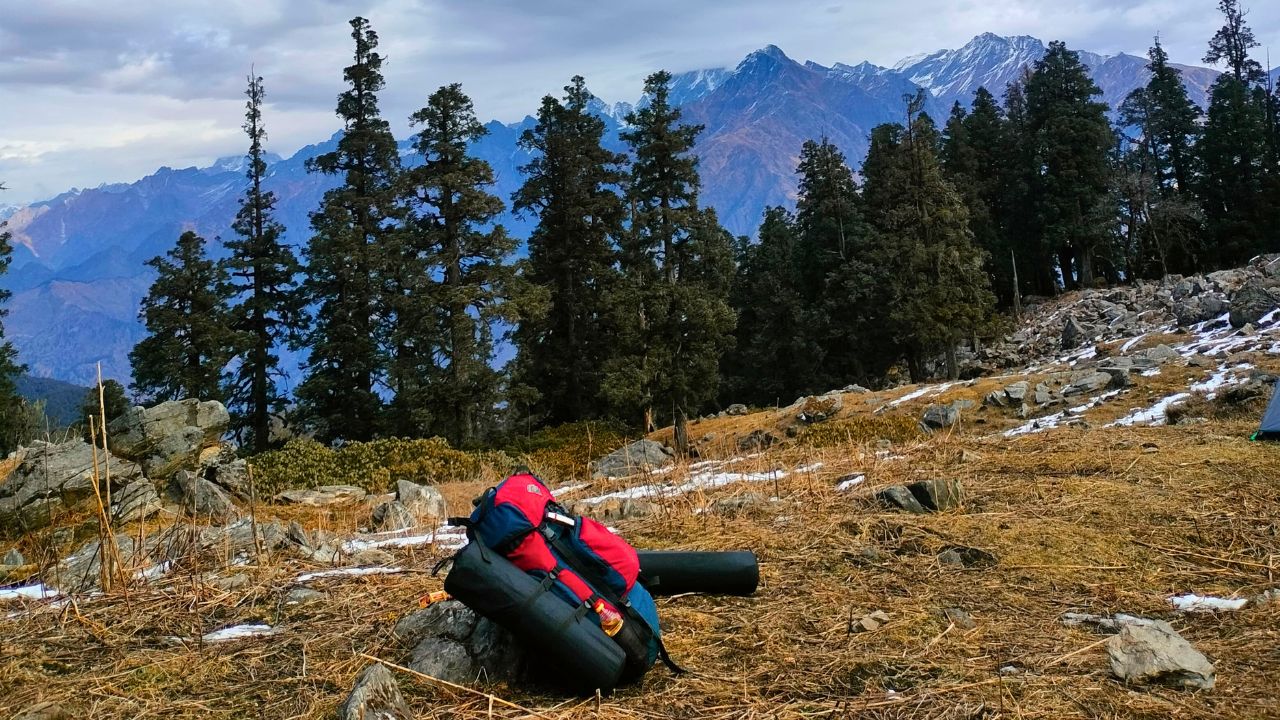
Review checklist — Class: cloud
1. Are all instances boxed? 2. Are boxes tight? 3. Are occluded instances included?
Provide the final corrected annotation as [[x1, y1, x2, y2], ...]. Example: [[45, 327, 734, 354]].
[[0, 0, 1277, 203]]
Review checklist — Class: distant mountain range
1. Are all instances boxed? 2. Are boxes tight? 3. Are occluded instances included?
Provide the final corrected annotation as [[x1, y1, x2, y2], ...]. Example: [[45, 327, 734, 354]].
[[0, 34, 1238, 388]]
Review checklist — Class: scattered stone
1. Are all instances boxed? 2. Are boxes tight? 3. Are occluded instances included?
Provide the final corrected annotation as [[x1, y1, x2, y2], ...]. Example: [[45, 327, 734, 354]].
[[1062, 371, 1112, 396], [12, 702, 70, 720], [851, 610, 890, 633], [797, 394, 842, 423], [372, 500, 417, 532], [710, 494, 763, 514], [338, 664, 413, 720], [1034, 383, 1053, 405], [173, 470, 238, 522], [112, 479, 163, 524], [1062, 316, 1089, 349], [0, 439, 144, 531], [108, 399, 229, 478], [396, 480, 447, 521], [922, 404, 959, 430], [877, 486, 927, 514], [938, 546, 997, 568], [943, 608, 977, 630], [1142, 344, 1181, 364], [569, 497, 656, 522], [350, 549, 396, 566], [275, 485, 367, 506], [3, 547, 26, 566], [905, 478, 964, 512], [1004, 381, 1029, 402], [208, 573, 250, 591], [737, 429, 779, 452], [285, 587, 328, 606], [1229, 278, 1280, 328], [1107, 620, 1215, 691], [592, 439, 675, 478], [726, 403, 748, 416]]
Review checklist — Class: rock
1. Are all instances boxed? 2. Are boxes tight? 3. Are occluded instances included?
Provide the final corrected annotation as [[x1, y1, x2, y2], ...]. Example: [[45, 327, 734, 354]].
[[275, 485, 367, 506], [208, 573, 250, 591], [108, 399, 229, 479], [1096, 366, 1133, 388], [1004, 381, 1029, 402], [2, 547, 24, 567], [842, 384, 871, 394], [285, 587, 328, 606], [944, 608, 977, 630], [395, 600, 479, 647], [467, 618, 523, 679], [1187, 354, 1213, 368], [350, 549, 395, 566], [592, 439, 675, 479], [570, 497, 655, 522], [0, 439, 144, 531], [13, 702, 70, 720], [938, 546, 998, 568], [851, 610, 890, 633], [395, 480, 447, 521], [938, 549, 965, 567], [1229, 278, 1280, 328], [710, 494, 763, 514], [112, 479, 163, 524], [737, 429, 778, 452], [922, 404, 959, 430], [1062, 316, 1089, 349], [409, 636, 477, 681], [905, 479, 963, 512], [53, 533, 139, 592], [1173, 294, 1229, 326], [877, 486, 927, 514], [174, 470, 238, 522], [1062, 371, 1112, 396], [372, 500, 417, 532], [797, 394, 842, 423], [1142, 344, 1181, 364], [1107, 620, 1215, 690], [1034, 383, 1053, 405], [726, 403, 748, 416], [982, 390, 1008, 408], [201, 449, 251, 499], [338, 664, 413, 720]]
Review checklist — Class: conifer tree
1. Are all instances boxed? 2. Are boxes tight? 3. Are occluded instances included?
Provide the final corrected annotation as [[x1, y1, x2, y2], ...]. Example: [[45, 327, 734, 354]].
[[1025, 42, 1114, 288], [130, 231, 235, 403], [511, 76, 626, 426], [1204, 0, 1264, 84], [999, 78, 1051, 296], [296, 17, 400, 443], [942, 97, 1014, 304], [225, 73, 304, 453], [395, 83, 516, 447], [0, 190, 28, 454], [608, 71, 735, 454]]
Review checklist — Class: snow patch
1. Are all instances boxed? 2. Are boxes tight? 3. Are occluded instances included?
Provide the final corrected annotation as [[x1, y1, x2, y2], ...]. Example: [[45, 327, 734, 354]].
[[202, 624, 277, 642], [1169, 593, 1248, 612], [295, 567, 404, 583], [836, 474, 866, 491], [0, 584, 61, 602]]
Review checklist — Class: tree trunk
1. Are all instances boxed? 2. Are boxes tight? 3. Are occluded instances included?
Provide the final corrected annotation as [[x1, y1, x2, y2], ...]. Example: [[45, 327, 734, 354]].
[[673, 407, 689, 458], [945, 344, 958, 381]]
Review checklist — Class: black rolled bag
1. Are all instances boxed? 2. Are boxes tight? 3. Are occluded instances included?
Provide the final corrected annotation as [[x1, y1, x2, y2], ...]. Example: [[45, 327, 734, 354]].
[[444, 539, 626, 694], [636, 551, 759, 597]]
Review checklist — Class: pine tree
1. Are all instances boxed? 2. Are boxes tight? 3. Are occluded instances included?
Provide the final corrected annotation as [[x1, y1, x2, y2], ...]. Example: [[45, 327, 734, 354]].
[[295, 17, 400, 444], [511, 76, 626, 426], [79, 379, 130, 442], [1025, 42, 1114, 288], [130, 231, 235, 403], [0, 191, 28, 455], [1203, 0, 1264, 84], [999, 78, 1051, 296], [943, 95, 1014, 305], [863, 93, 995, 381], [608, 71, 735, 454], [395, 83, 516, 447], [225, 73, 304, 453]]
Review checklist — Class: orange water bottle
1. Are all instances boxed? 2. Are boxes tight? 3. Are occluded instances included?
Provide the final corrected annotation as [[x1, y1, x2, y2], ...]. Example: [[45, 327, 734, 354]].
[[593, 599, 624, 636], [418, 590, 451, 608]]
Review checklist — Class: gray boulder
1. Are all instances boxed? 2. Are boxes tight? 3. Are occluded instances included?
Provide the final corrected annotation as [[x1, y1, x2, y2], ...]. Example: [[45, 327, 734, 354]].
[[726, 403, 749, 416], [0, 439, 143, 531], [338, 664, 413, 720], [1004, 381, 1029, 403], [906, 479, 963, 511], [108, 399, 229, 478], [1174, 294, 1229, 326], [112, 479, 163, 524], [3, 547, 24, 566], [737, 429, 778, 452], [201, 448, 251, 499], [398, 600, 523, 684], [1142, 344, 1181, 364], [877, 486, 927, 514], [173, 470, 238, 522], [395, 600, 479, 646], [372, 500, 417, 532], [396, 480, 447, 521], [922, 404, 959, 430], [1107, 620, 1215, 690], [1062, 316, 1090, 349], [1229, 278, 1280, 328], [275, 485, 367, 506], [592, 439, 674, 479], [1034, 383, 1053, 405], [1063, 371, 1112, 396]]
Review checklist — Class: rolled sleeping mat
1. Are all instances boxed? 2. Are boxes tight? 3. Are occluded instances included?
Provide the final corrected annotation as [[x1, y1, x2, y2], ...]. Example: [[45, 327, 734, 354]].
[[444, 540, 626, 694], [636, 550, 759, 596]]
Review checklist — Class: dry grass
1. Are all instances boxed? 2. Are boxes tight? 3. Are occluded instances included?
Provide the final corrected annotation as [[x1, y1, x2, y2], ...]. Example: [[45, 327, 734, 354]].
[[3, 411, 1279, 719]]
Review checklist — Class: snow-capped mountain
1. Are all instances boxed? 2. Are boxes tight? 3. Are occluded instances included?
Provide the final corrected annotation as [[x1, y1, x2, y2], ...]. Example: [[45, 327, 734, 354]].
[[1, 34, 1227, 387]]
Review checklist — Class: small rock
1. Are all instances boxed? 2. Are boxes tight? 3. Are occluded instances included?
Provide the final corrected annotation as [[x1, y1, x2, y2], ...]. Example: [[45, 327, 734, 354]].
[[922, 404, 959, 430], [943, 608, 976, 630], [394, 600, 479, 647], [905, 479, 963, 512], [208, 573, 250, 591], [1142, 344, 1181, 364], [570, 497, 656, 522], [173, 470, 238, 522], [797, 394, 842, 423], [1063, 371, 1112, 396], [877, 486, 927, 514], [737, 429, 778, 452], [726, 403, 748, 416], [851, 610, 890, 633], [1187, 354, 1212, 367], [1004, 381, 1029, 402], [409, 636, 477, 682], [1034, 383, 1052, 405], [338, 664, 413, 720], [938, 546, 997, 568], [982, 390, 1008, 408], [112, 479, 163, 524], [3, 548, 25, 566], [710, 494, 763, 514], [1107, 620, 1215, 690], [350, 549, 395, 566], [275, 485, 367, 506], [592, 439, 675, 479], [396, 480, 447, 521], [1062, 316, 1089, 349], [372, 500, 417, 532], [285, 587, 328, 606], [1229, 278, 1280, 328]]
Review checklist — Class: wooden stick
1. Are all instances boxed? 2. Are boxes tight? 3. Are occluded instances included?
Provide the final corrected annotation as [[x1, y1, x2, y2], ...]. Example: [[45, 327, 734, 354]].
[[1042, 635, 1112, 668], [247, 463, 263, 564], [358, 653, 555, 719], [87, 416, 115, 592], [96, 363, 113, 512]]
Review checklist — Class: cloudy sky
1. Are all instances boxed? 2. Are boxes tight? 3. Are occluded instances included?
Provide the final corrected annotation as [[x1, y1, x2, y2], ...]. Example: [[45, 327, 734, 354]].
[[1, 0, 1277, 204]]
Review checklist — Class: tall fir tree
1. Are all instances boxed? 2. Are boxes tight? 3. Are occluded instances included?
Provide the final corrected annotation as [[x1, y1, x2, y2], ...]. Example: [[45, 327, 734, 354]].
[[608, 70, 735, 454], [1203, 0, 1264, 84], [863, 93, 995, 381], [1025, 41, 1114, 288], [295, 17, 400, 444], [943, 94, 1014, 305], [0, 186, 29, 455], [999, 77, 1052, 297], [225, 73, 304, 453], [511, 76, 626, 427], [130, 231, 235, 403], [395, 83, 516, 447]]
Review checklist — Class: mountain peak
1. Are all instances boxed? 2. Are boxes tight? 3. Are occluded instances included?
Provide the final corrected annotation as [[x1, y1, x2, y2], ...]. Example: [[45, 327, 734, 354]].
[[737, 44, 793, 71]]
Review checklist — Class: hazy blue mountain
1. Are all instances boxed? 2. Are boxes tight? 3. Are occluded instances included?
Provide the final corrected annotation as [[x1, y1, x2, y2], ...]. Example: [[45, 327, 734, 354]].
[[0, 34, 1228, 387]]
